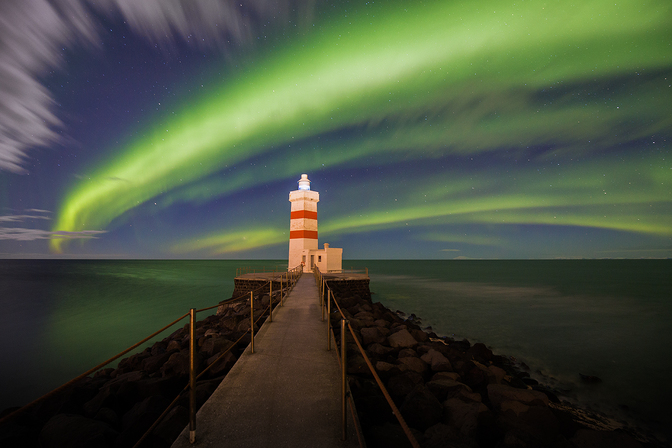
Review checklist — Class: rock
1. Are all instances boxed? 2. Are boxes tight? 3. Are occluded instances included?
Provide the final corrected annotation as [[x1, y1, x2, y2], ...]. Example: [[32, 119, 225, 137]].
[[160, 350, 204, 379], [93, 407, 119, 428], [410, 329, 429, 342], [400, 385, 443, 431], [500, 400, 529, 417], [140, 350, 174, 374], [467, 342, 493, 363], [153, 405, 190, 445], [497, 404, 560, 447], [361, 327, 386, 345], [206, 351, 237, 377], [443, 397, 488, 437], [487, 365, 507, 384], [375, 361, 397, 373], [366, 422, 419, 448], [420, 349, 453, 372], [347, 355, 371, 376], [39, 414, 118, 448], [431, 371, 461, 382], [387, 372, 424, 398], [398, 348, 418, 358], [571, 429, 643, 448], [423, 423, 461, 448], [487, 384, 550, 407], [200, 336, 234, 358], [398, 357, 428, 374], [426, 379, 472, 402], [166, 340, 182, 352], [388, 329, 418, 349], [368, 343, 395, 357], [116, 396, 170, 448]]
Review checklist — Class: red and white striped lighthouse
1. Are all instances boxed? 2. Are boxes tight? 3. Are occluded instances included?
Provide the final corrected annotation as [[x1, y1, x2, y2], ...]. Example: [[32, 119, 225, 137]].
[[288, 174, 319, 271]]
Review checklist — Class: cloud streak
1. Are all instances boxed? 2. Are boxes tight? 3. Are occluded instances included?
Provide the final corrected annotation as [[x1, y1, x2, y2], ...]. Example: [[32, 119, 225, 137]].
[[0, 209, 106, 241], [0, 0, 308, 173]]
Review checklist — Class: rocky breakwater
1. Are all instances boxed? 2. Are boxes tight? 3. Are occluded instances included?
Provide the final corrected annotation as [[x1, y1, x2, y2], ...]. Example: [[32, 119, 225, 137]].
[[328, 284, 650, 448], [0, 289, 283, 448]]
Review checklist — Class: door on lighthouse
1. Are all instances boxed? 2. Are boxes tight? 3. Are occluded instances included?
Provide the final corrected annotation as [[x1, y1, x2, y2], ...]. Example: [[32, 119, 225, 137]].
[[310, 255, 315, 269]]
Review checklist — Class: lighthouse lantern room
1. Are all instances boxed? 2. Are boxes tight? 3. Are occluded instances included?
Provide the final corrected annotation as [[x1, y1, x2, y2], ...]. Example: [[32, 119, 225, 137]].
[[288, 174, 343, 273]]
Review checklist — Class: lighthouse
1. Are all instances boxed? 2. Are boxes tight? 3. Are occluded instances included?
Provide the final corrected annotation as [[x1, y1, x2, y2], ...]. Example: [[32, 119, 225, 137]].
[[288, 174, 342, 272]]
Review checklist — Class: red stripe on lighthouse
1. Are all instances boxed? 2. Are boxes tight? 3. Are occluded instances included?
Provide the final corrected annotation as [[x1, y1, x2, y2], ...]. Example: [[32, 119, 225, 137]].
[[290, 230, 318, 239], [290, 210, 318, 220]]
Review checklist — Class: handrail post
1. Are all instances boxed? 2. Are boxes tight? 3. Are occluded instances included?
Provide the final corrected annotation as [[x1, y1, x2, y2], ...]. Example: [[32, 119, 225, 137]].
[[327, 290, 332, 351], [250, 291, 255, 354], [269, 281, 273, 322], [321, 278, 325, 322], [341, 318, 348, 441], [280, 274, 284, 306], [189, 308, 196, 444]]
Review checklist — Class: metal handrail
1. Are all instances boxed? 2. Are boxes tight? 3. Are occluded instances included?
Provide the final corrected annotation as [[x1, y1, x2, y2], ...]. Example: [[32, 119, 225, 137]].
[[313, 266, 420, 448], [0, 265, 304, 448]]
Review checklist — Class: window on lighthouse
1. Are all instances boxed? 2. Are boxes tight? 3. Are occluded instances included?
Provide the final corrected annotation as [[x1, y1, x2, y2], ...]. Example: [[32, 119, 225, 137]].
[[298, 174, 311, 190]]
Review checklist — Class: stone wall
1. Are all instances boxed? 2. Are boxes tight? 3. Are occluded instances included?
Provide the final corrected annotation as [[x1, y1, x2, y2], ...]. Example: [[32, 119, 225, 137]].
[[325, 279, 371, 301]]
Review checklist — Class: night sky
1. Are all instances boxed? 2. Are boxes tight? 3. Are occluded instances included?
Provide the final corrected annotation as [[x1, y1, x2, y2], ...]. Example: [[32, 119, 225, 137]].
[[1, 0, 670, 259]]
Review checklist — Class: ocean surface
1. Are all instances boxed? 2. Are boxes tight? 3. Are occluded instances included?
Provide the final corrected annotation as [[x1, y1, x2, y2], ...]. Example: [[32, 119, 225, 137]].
[[1, 259, 670, 442]]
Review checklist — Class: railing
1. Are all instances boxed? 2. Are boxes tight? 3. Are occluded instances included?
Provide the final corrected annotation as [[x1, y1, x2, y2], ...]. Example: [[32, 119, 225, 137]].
[[0, 265, 304, 447], [313, 266, 421, 448], [236, 264, 290, 276]]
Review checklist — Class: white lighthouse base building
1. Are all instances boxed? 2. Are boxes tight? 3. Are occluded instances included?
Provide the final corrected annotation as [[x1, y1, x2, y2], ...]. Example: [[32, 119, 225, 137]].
[[298, 243, 343, 273]]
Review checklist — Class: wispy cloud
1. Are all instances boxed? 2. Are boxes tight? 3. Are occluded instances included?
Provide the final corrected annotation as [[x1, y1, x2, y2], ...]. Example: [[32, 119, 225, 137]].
[[0, 0, 309, 173], [0, 209, 105, 241], [0, 227, 106, 241]]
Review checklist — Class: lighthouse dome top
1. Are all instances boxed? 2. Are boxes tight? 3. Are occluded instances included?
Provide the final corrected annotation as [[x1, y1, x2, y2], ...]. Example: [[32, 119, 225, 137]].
[[298, 174, 311, 191]]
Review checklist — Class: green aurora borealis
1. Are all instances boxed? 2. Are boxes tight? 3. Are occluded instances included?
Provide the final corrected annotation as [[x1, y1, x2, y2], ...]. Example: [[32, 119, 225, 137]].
[[2, 0, 670, 258]]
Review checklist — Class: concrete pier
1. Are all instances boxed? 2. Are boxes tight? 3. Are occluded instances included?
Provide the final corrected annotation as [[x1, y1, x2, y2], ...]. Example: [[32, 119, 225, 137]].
[[171, 274, 361, 448]]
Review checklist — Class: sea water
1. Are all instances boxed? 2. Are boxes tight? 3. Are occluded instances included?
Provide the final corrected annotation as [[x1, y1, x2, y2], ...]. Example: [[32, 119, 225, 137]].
[[362, 259, 672, 442], [1, 259, 670, 442]]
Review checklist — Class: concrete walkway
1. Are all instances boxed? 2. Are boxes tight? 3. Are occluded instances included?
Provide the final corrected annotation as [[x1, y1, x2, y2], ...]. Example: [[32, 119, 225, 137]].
[[172, 274, 361, 448]]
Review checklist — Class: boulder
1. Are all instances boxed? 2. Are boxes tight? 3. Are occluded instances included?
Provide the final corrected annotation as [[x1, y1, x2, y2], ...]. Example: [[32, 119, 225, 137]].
[[160, 350, 204, 379], [487, 365, 507, 384], [467, 342, 493, 363], [200, 336, 234, 358], [387, 372, 424, 398], [398, 348, 418, 358], [487, 384, 550, 407], [500, 400, 529, 417], [116, 396, 169, 448], [153, 405, 190, 445], [375, 361, 397, 373], [388, 329, 418, 349], [140, 350, 174, 374], [39, 414, 118, 448], [497, 404, 560, 447], [571, 429, 643, 448], [410, 329, 429, 342], [368, 343, 395, 357], [347, 354, 371, 376], [420, 349, 453, 372], [361, 327, 386, 345], [431, 371, 461, 382], [366, 422, 419, 448], [206, 351, 238, 377], [398, 357, 428, 374], [426, 379, 472, 402], [443, 397, 488, 437], [400, 385, 443, 431]]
